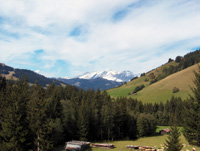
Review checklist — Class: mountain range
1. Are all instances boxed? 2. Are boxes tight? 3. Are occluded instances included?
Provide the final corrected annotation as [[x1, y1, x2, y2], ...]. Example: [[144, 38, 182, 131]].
[[77, 70, 136, 82], [1, 49, 200, 94], [0, 63, 136, 90], [0, 63, 64, 87], [58, 70, 136, 91]]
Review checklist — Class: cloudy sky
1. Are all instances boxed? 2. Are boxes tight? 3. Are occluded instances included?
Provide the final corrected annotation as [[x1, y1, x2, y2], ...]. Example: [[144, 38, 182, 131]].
[[0, 0, 200, 78]]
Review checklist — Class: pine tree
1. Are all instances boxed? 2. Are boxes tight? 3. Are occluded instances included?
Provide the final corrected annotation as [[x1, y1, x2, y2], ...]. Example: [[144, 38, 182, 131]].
[[164, 122, 183, 151], [28, 83, 64, 150], [137, 113, 156, 137], [27, 83, 46, 151], [0, 78, 31, 150], [78, 98, 89, 141], [183, 66, 200, 146], [100, 97, 114, 141]]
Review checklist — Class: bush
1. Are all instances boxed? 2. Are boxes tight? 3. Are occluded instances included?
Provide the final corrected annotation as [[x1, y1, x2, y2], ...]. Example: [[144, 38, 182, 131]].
[[133, 84, 145, 93], [149, 73, 155, 79], [168, 58, 174, 63], [150, 79, 157, 85], [175, 56, 183, 63], [172, 87, 179, 93]]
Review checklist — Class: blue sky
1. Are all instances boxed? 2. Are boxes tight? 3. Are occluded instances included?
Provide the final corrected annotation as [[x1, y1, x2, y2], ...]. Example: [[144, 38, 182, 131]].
[[0, 0, 200, 78]]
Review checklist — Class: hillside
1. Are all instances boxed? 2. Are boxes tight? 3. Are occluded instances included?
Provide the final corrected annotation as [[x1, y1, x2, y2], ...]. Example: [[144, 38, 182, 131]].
[[131, 64, 197, 103], [0, 63, 64, 87], [107, 62, 198, 104]]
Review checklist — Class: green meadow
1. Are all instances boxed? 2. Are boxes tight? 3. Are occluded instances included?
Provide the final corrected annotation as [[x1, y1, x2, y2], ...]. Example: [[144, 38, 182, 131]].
[[91, 135, 200, 151], [57, 126, 200, 151], [107, 64, 198, 104]]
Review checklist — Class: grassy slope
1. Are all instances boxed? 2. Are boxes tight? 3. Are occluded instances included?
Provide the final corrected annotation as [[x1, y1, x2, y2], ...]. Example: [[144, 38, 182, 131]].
[[107, 63, 198, 103]]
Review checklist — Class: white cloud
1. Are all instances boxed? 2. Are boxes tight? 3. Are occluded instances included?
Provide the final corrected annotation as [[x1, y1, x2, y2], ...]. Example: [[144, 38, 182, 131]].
[[0, 0, 200, 77]]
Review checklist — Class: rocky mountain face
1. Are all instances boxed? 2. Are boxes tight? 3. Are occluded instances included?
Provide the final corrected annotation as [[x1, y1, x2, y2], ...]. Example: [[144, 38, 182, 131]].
[[58, 70, 136, 91], [77, 70, 135, 82]]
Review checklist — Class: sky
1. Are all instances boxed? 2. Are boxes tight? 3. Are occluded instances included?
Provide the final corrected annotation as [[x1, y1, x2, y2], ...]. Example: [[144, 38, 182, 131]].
[[0, 0, 200, 78]]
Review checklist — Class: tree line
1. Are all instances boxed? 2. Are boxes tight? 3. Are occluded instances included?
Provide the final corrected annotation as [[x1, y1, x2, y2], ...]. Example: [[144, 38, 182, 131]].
[[146, 49, 200, 84], [0, 65, 200, 150]]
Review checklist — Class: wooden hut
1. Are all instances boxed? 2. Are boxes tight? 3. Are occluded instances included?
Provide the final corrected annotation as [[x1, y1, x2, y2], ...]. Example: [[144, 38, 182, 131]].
[[159, 128, 170, 135]]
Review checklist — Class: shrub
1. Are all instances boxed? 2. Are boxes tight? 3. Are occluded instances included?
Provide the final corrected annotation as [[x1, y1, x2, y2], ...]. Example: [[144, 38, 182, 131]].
[[133, 84, 145, 93], [150, 79, 157, 84], [172, 87, 179, 93], [175, 56, 183, 63]]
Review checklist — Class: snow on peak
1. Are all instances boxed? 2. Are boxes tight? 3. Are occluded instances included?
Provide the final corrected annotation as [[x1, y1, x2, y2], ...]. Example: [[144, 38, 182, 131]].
[[62, 76, 70, 79], [78, 70, 135, 82]]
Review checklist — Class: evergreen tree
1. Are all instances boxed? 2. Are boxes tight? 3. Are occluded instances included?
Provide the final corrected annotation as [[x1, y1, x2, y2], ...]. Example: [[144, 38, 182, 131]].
[[27, 83, 46, 150], [164, 122, 183, 151], [41, 90, 64, 150], [78, 98, 90, 141], [137, 113, 157, 137], [0, 78, 31, 150], [183, 66, 200, 146], [61, 99, 78, 141], [112, 102, 123, 139], [101, 101, 114, 140], [0, 75, 6, 91], [28, 83, 64, 150]]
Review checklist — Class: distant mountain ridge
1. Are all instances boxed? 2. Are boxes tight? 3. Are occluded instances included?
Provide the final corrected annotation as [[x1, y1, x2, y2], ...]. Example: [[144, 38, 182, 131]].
[[57, 70, 136, 91], [0, 63, 64, 87], [58, 77, 123, 91], [0, 63, 135, 91], [77, 70, 135, 82]]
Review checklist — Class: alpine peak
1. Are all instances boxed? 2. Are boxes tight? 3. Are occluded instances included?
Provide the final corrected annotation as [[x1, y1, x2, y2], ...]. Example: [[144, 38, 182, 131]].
[[77, 70, 135, 82]]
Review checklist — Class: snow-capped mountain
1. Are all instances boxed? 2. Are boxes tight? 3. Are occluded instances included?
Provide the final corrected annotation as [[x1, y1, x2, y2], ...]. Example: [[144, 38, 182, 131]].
[[58, 70, 137, 91], [62, 76, 70, 79], [78, 70, 135, 82]]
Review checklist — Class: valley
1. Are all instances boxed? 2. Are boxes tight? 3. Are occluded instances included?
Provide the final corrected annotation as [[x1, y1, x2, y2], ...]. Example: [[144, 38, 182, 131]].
[[1, 50, 200, 150], [1, 1, 200, 150]]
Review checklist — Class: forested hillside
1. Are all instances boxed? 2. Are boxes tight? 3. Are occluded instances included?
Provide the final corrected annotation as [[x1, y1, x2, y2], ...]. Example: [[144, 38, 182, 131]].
[[0, 63, 64, 87], [0, 75, 190, 150], [107, 49, 200, 103]]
